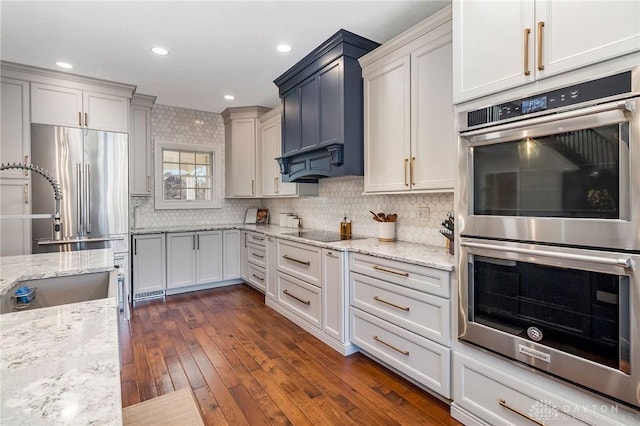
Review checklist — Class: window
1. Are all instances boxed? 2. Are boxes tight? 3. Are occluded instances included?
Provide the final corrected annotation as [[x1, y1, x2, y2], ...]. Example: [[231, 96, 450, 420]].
[[154, 140, 221, 209]]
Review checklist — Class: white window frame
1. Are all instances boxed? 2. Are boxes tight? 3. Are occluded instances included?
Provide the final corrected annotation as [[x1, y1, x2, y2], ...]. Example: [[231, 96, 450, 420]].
[[154, 139, 222, 210]]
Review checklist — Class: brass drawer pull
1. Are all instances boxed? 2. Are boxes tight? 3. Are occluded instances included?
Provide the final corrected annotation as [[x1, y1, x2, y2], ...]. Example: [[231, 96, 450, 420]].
[[373, 296, 410, 312], [252, 253, 264, 259], [252, 274, 264, 282], [523, 28, 531, 75], [404, 158, 409, 186], [499, 399, 544, 426], [537, 21, 545, 71], [283, 255, 310, 266], [283, 290, 310, 305], [251, 235, 264, 241], [410, 156, 415, 186], [373, 336, 409, 356], [373, 265, 409, 277]]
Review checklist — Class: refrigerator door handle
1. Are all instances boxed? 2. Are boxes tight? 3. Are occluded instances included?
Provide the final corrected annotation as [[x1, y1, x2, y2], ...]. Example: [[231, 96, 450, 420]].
[[86, 164, 91, 233], [77, 163, 83, 234]]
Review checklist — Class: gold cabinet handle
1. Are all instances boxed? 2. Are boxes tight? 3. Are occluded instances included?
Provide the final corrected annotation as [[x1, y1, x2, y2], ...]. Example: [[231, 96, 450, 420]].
[[537, 21, 545, 71], [523, 28, 531, 75], [410, 156, 415, 186], [373, 295, 410, 312], [23, 155, 29, 175], [24, 183, 29, 204], [283, 289, 310, 305], [251, 179, 255, 195], [373, 336, 409, 356], [274, 177, 278, 194], [78, 112, 82, 126], [404, 158, 409, 186], [146, 176, 151, 192], [252, 253, 264, 259], [499, 399, 544, 426], [373, 264, 409, 277], [251, 235, 264, 241], [283, 254, 310, 266], [84, 112, 88, 127], [252, 274, 264, 282]]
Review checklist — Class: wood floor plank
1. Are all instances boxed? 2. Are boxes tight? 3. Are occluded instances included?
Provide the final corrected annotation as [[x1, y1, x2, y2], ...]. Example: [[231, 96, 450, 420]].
[[121, 285, 461, 425]]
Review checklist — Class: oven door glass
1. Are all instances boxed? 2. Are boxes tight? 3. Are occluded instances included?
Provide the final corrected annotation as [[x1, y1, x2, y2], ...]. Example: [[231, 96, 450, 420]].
[[473, 123, 626, 218], [470, 254, 630, 374]]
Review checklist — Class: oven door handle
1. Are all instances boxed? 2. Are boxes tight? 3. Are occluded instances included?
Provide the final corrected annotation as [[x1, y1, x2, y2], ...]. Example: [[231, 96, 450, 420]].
[[462, 99, 635, 137], [460, 241, 632, 269]]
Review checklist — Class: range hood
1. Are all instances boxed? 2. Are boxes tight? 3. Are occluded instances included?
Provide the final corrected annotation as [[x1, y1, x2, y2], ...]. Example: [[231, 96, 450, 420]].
[[274, 29, 379, 183]]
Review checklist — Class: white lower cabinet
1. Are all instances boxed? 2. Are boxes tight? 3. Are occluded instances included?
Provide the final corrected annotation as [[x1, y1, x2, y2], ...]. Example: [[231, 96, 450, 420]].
[[166, 230, 222, 289], [265, 236, 276, 300], [222, 229, 241, 280], [242, 230, 266, 293], [349, 252, 452, 398], [322, 248, 346, 342], [132, 233, 166, 298], [452, 351, 636, 426], [276, 270, 322, 328]]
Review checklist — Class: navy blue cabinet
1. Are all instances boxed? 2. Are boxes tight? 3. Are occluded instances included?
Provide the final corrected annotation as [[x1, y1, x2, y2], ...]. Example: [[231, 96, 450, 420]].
[[274, 30, 379, 182]]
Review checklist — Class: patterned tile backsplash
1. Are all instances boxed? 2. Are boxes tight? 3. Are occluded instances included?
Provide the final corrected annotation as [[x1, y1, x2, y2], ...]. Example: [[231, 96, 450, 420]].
[[133, 104, 453, 246]]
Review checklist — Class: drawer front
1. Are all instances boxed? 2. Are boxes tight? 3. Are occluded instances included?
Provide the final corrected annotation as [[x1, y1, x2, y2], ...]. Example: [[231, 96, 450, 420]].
[[350, 253, 450, 298], [247, 242, 266, 268], [350, 307, 450, 398], [247, 263, 266, 293], [246, 231, 266, 247], [454, 353, 589, 426], [276, 271, 321, 328], [350, 272, 451, 347], [277, 239, 321, 286]]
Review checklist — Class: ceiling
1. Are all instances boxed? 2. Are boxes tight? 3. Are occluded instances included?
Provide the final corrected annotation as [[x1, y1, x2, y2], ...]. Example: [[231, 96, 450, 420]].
[[0, 1, 449, 113]]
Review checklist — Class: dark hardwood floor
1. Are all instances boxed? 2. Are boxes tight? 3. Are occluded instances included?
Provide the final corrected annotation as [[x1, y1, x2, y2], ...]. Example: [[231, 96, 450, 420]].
[[119, 284, 462, 425]]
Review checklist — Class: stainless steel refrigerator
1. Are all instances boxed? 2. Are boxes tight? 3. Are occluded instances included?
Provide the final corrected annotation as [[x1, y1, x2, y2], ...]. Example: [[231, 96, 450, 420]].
[[31, 124, 129, 254]]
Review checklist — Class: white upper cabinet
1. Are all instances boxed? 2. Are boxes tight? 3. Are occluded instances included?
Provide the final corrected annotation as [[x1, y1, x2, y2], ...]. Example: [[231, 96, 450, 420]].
[[222, 106, 269, 198], [1, 77, 30, 178], [31, 82, 130, 132], [129, 94, 156, 196], [259, 108, 318, 198], [361, 6, 454, 194], [0, 179, 31, 256], [453, 0, 640, 103]]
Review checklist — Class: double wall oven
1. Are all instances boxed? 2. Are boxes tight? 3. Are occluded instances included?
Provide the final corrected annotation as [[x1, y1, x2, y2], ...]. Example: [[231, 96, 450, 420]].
[[458, 68, 640, 408]]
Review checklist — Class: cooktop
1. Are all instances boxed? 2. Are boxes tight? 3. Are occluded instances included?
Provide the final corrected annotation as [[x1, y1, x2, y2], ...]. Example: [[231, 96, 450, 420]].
[[281, 230, 366, 243]]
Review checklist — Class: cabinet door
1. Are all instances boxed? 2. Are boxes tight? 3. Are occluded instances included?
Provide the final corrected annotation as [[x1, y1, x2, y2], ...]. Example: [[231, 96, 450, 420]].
[[363, 55, 411, 193], [230, 118, 257, 197], [196, 231, 223, 284], [166, 232, 196, 289], [83, 91, 129, 132], [129, 104, 152, 196], [260, 114, 279, 197], [0, 179, 31, 256], [223, 229, 241, 280], [536, 0, 640, 79], [1, 78, 30, 179], [31, 82, 83, 128], [452, 0, 535, 103], [322, 249, 345, 342], [132, 234, 166, 296], [299, 77, 319, 151], [241, 231, 249, 281], [410, 34, 455, 192], [282, 90, 301, 156], [266, 236, 277, 300], [318, 60, 342, 146]]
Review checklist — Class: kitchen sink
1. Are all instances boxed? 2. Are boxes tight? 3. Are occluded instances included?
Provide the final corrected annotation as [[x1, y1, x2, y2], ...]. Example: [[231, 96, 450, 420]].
[[0, 272, 111, 314]]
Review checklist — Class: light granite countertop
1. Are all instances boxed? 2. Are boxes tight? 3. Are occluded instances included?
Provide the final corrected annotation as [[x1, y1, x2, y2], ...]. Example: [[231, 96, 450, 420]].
[[132, 224, 455, 271], [0, 248, 115, 297], [0, 297, 122, 425]]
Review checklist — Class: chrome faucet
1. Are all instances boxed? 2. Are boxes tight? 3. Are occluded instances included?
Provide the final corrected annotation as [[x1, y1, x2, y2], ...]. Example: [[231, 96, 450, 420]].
[[0, 162, 64, 240]]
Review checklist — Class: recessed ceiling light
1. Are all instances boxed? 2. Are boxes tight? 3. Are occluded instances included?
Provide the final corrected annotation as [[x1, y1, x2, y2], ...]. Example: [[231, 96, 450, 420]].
[[56, 61, 73, 69], [151, 47, 169, 56], [276, 44, 292, 53], [224, 95, 235, 100]]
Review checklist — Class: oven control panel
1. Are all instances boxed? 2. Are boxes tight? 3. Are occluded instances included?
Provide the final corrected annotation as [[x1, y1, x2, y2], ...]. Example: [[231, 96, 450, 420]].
[[467, 71, 631, 128]]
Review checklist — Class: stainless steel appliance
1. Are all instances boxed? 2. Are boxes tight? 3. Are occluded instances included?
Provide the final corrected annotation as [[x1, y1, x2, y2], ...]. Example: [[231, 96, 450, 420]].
[[458, 68, 640, 250], [30, 124, 129, 253], [457, 68, 640, 409]]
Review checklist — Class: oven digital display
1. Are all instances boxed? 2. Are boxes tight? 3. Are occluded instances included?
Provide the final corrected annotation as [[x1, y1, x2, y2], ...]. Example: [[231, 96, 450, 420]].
[[522, 96, 547, 114]]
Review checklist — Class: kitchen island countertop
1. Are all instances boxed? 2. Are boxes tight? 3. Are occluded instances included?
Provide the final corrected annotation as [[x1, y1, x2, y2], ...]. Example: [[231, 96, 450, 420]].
[[0, 248, 115, 297], [132, 224, 455, 271], [0, 297, 122, 425]]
